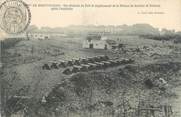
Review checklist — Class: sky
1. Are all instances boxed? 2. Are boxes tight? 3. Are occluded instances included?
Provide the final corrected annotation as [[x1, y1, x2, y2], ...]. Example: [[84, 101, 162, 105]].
[[27, 0, 181, 31], [0, 0, 181, 37]]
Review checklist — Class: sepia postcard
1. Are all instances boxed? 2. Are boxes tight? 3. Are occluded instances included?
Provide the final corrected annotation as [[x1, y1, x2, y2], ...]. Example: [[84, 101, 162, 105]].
[[0, 0, 181, 117]]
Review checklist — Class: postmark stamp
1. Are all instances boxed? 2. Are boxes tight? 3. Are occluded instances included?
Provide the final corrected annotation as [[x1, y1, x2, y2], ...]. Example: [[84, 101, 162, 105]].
[[0, 0, 31, 34]]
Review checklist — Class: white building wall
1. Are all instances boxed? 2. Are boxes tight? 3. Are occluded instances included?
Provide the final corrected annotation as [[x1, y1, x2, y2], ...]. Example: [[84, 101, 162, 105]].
[[82, 40, 90, 48], [92, 40, 106, 49], [28, 33, 50, 40], [83, 40, 110, 49]]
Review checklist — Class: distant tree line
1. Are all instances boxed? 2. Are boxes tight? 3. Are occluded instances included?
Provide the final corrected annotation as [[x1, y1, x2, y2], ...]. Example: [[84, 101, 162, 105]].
[[140, 32, 181, 43]]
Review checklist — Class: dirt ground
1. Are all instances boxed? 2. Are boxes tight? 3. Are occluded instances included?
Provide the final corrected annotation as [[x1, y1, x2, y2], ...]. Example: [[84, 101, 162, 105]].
[[1, 37, 181, 117]]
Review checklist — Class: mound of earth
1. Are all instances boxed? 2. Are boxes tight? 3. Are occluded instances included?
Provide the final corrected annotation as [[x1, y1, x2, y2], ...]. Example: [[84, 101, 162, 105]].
[[4, 61, 180, 117]]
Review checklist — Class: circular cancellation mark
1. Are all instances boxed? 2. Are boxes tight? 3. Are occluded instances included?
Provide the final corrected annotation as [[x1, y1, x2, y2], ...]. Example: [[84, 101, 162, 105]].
[[0, 0, 31, 34]]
